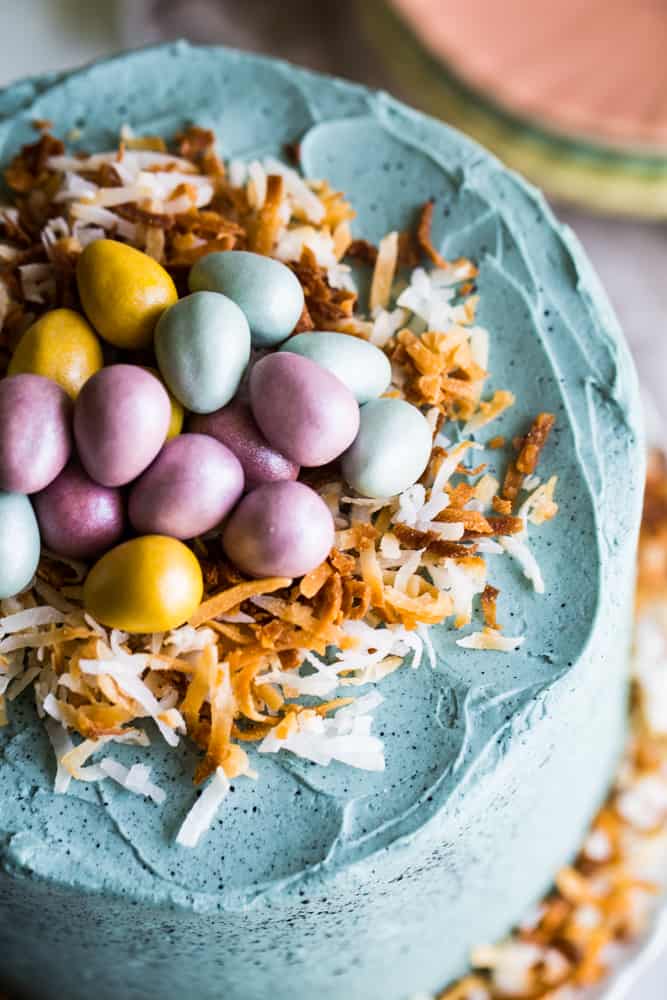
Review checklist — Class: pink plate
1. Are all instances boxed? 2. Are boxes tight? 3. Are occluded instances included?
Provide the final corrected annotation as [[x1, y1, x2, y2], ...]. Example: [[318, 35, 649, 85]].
[[390, 0, 667, 153]]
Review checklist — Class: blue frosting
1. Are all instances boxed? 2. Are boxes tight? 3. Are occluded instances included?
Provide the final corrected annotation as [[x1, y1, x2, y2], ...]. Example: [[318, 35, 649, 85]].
[[0, 43, 644, 1000]]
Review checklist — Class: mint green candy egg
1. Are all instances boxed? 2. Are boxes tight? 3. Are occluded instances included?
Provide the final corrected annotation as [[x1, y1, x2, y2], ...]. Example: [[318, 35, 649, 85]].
[[189, 251, 304, 347], [155, 292, 251, 415], [280, 332, 391, 404], [0, 491, 41, 599], [342, 398, 433, 499]]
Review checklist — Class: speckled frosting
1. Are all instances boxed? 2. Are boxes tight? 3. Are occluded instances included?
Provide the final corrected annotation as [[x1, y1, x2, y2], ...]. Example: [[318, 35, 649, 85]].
[[0, 43, 644, 1000]]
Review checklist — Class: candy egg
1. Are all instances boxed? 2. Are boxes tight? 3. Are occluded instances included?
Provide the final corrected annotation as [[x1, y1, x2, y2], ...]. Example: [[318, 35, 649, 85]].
[[281, 332, 391, 403], [190, 398, 299, 489], [33, 461, 125, 561], [0, 374, 72, 494], [129, 434, 244, 540], [83, 535, 203, 633], [223, 481, 334, 578], [342, 398, 433, 498], [155, 292, 251, 414], [76, 239, 177, 350], [74, 365, 170, 487], [0, 492, 40, 599], [9, 308, 103, 399], [249, 353, 359, 467], [143, 367, 184, 440], [189, 251, 304, 347]]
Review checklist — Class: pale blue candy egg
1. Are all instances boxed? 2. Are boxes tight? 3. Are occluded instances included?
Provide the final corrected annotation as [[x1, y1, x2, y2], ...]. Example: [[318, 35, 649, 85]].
[[342, 398, 433, 499], [189, 251, 304, 347], [155, 292, 251, 414], [0, 491, 41, 599], [280, 332, 391, 404]]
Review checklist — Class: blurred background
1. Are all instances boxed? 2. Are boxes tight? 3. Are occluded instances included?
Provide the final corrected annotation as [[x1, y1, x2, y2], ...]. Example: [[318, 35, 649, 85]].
[[1, 1, 666, 996]]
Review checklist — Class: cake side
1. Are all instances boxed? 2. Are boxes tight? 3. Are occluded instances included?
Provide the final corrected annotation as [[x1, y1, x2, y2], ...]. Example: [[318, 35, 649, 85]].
[[0, 43, 644, 1000]]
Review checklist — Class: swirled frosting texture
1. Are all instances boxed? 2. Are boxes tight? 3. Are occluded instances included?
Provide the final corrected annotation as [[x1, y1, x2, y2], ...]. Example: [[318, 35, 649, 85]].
[[0, 43, 644, 1000]]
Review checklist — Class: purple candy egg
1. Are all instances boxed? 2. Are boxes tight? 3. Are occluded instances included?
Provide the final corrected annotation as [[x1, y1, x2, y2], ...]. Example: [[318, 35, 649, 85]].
[[33, 460, 125, 560], [190, 397, 299, 490], [74, 365, 171, 487], [249, 352, 360, 467], [129, 433, 244, 540], [0, 374, 72, 494], [222, 480, 334, 578]]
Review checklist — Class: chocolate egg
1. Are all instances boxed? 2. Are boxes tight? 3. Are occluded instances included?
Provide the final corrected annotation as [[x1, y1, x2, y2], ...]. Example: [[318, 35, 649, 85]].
[[129, 434, 244, 540], [76, 239, 177, 350], [189, 251, 304, 347], [74, 365, 171, 487], [0, 374, 72, 494], [249, 353, 359, 467], [0, 492, 41, 599], [83, 535, 203, 634], [190, 398, 299, 490], [155, 292, 251, 415], [281, 331, 392, 403], [8, 308, 103, 399], [33, 461, 125, 560], [223, 481, 334, 578], [342, 398, 433, 498]]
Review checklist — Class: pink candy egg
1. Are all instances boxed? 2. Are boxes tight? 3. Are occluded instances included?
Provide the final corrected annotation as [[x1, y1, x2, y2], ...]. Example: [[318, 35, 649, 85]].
[[129, 433, 244, 540], [74, 365, 171, 487], [0, 374, 72, 494], [222, 480, 334, 578], [249, 352, 359, 467], [190, 397, 299, 490], [33, 460, 125, 560]]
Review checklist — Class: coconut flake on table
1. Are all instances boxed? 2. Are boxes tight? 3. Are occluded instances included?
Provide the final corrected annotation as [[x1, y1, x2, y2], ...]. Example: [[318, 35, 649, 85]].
[[259, 692, 385, 771], [176, 766, 230, 848]]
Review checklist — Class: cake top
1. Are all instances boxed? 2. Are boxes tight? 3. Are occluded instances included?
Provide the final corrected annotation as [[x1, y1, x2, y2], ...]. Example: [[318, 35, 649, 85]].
[[0, 44, 642, 905]]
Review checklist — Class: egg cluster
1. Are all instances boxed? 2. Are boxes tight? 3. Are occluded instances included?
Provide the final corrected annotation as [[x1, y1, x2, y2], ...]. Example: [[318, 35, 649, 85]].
[[0, 240, 433, 632]]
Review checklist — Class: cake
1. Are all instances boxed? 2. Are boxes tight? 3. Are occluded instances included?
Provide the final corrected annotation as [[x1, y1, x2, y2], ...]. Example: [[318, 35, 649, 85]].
[[360, 0, 667, 219], [0, 42, 644, 1000]]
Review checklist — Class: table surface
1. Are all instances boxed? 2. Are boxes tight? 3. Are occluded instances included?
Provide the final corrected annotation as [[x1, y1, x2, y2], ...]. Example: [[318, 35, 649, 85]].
[[1, 2, 666, 996]]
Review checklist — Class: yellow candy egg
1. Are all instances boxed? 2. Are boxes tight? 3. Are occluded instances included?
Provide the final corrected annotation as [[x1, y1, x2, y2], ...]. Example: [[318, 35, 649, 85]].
[[9, 308, 103, 398], [83, 535, 203, 633], [76, 239, 178, 350], [143, 367, 185, 439]]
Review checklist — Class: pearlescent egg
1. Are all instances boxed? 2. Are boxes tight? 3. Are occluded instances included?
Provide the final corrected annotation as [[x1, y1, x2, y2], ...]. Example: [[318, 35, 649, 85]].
[[342, 398, 433, 498], [281, 331, 391, 403], [129, 434, 244, 540], [223, 481, 334, 578], [155, 292, 251, 414], [0, 492, 40, 599], [0, 374, 72, 494], [76, 239, 178, 350], [249, 352, 359, 467], [189, 251, 304, 347], [8, 308, 103, 399], [83, 535, 203, 634], [190, 398, 299, 490], [74, 365, 171, 487], [33, 460, 125, 560]]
